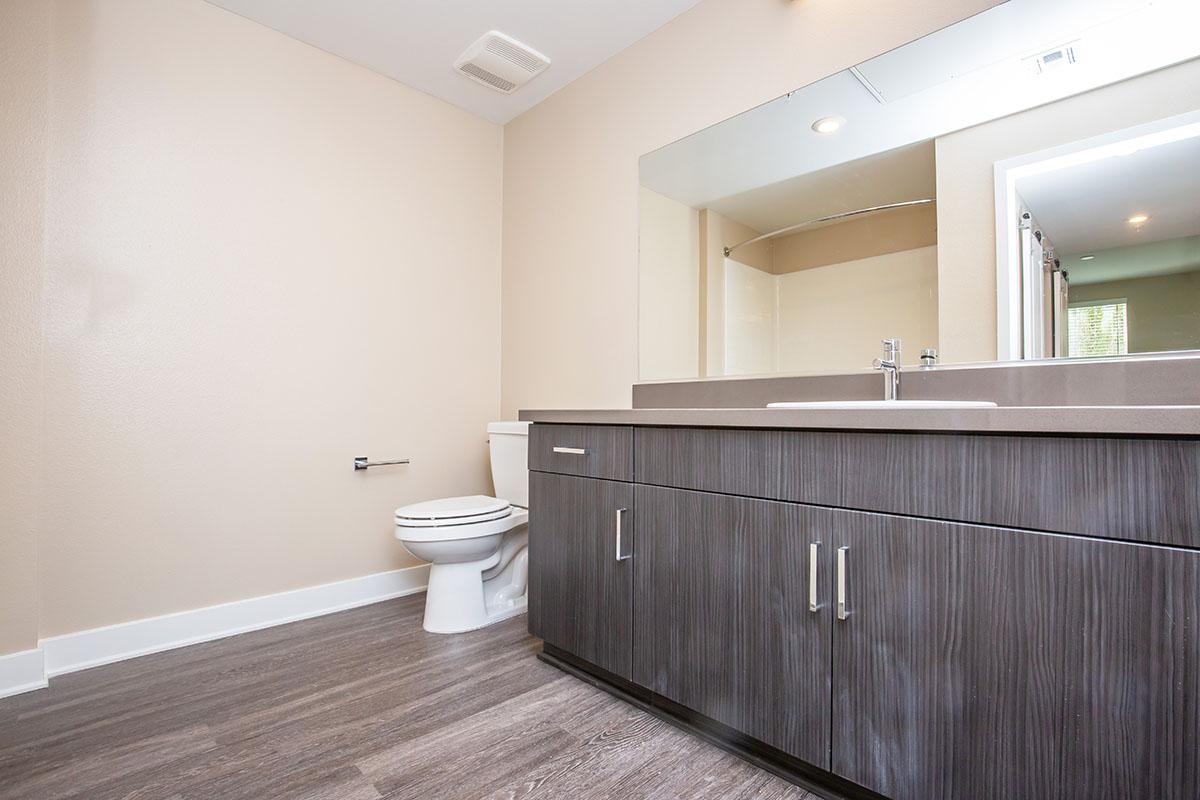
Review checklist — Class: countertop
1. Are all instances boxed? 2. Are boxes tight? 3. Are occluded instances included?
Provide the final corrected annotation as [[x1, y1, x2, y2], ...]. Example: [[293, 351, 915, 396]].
[[518, 406, 1200, 436]]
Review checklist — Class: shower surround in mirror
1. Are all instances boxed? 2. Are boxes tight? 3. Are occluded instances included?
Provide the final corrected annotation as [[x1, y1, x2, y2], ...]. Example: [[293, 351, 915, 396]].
[[638, 0, 1200, 381]]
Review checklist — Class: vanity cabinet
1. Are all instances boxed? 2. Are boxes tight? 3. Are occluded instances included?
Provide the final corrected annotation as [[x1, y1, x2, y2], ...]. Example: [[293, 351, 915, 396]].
[[831, 511, 1200, 800], [634, 485, 833, 769], [527, 470, 634, 680], [528, 424, 1200, 800]]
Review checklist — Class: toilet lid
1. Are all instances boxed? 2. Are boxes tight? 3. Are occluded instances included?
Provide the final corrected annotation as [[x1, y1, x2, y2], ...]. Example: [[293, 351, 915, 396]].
[[395, 495, 511, 526]]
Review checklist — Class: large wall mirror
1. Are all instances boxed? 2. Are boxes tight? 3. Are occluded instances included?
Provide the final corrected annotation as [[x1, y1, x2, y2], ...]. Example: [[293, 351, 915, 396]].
[[638, 0, 1200, 381]]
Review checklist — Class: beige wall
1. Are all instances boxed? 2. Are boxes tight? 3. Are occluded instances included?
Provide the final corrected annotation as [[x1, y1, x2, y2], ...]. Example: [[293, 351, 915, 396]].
[[501, 0, 1002, 415], [638, 188, 700, 379], [18, 0, 502, 639], [0, 0, 1016, 654], [935, 58, 1200, 364], [0, 0, 51, 656], [1070, 270, 1200, 354], [772, 203, 937, 274], [708, 213, 770, 273], [777, 246, 939, 373]]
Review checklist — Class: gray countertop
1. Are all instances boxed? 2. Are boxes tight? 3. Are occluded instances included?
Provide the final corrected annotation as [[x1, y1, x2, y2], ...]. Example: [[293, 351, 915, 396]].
[[518, 406, 1200, 436]]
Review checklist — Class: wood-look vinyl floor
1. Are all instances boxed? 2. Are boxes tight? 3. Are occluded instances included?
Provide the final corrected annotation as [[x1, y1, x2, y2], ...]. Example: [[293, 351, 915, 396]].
[[0, 594, 816, 800]]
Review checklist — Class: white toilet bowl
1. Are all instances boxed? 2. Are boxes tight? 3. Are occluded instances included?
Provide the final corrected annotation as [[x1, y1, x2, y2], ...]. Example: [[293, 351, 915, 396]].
[[396, 495, 530, 634], [395, 421, 531, 634]]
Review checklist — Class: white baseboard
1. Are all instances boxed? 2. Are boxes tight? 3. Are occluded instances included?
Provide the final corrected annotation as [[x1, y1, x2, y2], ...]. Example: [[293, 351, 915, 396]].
[[0, 565, 428, 699], [0, 648, 48, 699]]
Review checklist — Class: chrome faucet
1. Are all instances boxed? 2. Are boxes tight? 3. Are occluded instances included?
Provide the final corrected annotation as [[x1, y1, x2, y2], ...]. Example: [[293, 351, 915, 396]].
[[872, 338, 901, 400]]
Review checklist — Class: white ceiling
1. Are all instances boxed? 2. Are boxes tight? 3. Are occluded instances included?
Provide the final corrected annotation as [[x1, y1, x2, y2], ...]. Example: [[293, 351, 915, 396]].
[[707, 141, 935, 234], [204, 0, 705, 124], [1018, 134, 1200, 254], [1063, 236, 1200, 285]]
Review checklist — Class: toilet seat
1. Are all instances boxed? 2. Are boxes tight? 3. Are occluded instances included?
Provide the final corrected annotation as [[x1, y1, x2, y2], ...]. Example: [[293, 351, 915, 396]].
[[395, 495, 527, 543], [395, 495, 511, 527]]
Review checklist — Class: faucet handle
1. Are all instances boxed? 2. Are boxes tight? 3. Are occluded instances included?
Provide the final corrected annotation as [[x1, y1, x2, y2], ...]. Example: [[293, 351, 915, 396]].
[[881, 338, 901, 360]]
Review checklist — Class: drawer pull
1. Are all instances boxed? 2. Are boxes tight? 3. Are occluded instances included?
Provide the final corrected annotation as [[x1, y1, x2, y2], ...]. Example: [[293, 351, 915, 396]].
[[615, 508, 632, 561], [552, 446, 588, 455], [809, 541, 821, 612], [836, 546, 849, 621]]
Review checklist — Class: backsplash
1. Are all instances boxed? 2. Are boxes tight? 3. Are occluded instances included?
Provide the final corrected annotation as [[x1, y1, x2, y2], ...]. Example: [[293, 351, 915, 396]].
[[632, 353, 1200, 409]]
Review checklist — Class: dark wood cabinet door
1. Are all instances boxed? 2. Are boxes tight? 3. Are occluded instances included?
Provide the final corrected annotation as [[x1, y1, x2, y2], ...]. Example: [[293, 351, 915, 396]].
[[633, 485, 833, 768], [528, 471, 633, 680], [832, 511, 1200, 800]]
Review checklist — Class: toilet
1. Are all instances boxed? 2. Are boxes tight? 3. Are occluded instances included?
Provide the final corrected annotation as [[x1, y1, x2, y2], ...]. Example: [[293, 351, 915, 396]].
[[395, 421, 531, 634]]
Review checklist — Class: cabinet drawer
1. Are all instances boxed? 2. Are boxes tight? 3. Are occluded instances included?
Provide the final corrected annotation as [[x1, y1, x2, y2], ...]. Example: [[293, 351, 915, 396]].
[[529, 424, 633, 481], [637, 427, 1200, 547], [841, 431, 1200, 548], [635, 427, 842, 504]]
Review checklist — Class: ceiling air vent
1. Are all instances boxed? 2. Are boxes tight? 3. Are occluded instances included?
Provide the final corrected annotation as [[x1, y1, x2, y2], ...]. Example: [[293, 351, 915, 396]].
[[1026, 40, 1081, 75], [454, 31, 550, 94]]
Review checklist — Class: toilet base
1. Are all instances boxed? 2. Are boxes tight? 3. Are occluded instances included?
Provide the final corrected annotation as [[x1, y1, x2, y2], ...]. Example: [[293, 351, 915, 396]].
[[424, 594, 528, 635], [419, 530, 529, 634], [422, 578, 528, 634]]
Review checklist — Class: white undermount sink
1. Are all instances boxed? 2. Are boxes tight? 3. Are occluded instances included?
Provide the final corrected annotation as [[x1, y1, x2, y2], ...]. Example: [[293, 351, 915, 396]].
[[767, 399, 998, 409]]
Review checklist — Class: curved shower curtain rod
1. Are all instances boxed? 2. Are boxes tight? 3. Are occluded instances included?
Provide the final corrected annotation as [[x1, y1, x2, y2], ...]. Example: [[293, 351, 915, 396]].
[[723, 198, 935, 258]]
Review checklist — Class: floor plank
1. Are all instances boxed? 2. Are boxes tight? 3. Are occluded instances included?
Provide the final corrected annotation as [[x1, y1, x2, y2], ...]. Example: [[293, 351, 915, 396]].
[[0, 594, 816, 799]]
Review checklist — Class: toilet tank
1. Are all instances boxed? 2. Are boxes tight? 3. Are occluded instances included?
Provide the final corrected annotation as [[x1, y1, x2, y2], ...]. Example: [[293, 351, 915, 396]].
[[487, 421, 531, 508]]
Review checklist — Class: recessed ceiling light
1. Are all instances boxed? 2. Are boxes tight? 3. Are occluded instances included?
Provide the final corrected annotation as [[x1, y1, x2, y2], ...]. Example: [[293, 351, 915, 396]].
[[1079, 255, 1095, 261], [811, 116, 845, 134], [1127, 213, 1150, 225]]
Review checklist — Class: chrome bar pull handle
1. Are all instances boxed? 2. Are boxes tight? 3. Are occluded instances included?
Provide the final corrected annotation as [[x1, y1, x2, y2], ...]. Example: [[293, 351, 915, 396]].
[[808, 541, 821, 612], [354, 457, 410, 471], [836, 546, 849, 621], [615, 508, 631, 561], [552, 446, 587, 455]]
